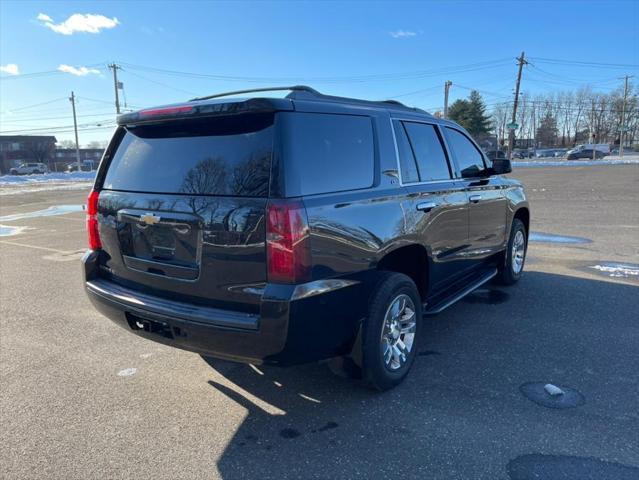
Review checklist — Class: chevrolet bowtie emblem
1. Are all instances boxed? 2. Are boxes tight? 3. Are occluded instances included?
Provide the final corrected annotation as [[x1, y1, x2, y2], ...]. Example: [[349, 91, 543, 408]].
[[140, 213, 161, 226]]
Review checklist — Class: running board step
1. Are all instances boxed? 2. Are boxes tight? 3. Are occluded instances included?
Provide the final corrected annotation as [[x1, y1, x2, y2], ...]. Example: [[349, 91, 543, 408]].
[[423, 268, 498, 315]]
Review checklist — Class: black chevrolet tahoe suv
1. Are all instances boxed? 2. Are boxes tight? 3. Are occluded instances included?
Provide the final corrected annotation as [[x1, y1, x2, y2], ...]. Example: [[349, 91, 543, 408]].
[[83, 86, 529, 391]]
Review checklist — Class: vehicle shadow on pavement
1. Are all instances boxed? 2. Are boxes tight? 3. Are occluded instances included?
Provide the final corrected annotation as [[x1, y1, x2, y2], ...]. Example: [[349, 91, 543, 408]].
[[203, 271, 639, 480]]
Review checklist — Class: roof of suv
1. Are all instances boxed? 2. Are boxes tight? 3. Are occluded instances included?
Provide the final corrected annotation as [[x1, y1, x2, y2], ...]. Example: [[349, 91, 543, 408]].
[[116, 86, 437, 126]]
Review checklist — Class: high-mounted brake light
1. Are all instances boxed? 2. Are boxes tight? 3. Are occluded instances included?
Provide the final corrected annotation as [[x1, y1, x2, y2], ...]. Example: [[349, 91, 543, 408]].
[[266, 200, 311, 284], [138, 105, 194, 118], [86, 190, 101, 250]]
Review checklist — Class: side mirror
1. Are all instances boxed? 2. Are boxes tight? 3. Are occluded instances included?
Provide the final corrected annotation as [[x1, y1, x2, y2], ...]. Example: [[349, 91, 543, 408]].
[[490, 158, 512, 175]]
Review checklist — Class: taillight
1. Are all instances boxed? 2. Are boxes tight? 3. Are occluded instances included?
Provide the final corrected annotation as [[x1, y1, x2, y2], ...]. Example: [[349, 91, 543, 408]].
[[266, 200, 311, 284], [138, 105, 194, 118], [86, 189, 101, 250]]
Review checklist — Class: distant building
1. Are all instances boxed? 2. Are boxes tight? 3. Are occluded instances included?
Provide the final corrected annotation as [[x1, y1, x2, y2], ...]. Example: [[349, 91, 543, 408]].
[[54, 148, 104, 165], [0, 135, 57, 174]]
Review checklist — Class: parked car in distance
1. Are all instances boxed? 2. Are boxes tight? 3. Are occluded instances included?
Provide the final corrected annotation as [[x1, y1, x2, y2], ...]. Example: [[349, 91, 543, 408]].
[[67, 160, 99, 172], [484, 149, 507, 161], [513, 149, 534, 159], [534, 149, 557, 158], [9, 162, 49, 175], [83, 86, 530, 391], [572, 143, 610, 155], [553, 149, 569, 158], [566, 148, 606, 160]]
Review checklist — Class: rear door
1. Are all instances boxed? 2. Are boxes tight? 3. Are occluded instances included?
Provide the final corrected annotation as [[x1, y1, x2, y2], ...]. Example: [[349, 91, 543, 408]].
[[96, 113, 274, 313], [393, 119, 470, 292], [443, 126, 508, 262]]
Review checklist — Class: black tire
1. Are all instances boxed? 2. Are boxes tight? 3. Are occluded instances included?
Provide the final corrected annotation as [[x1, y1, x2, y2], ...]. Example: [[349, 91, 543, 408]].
[[498, 218, 527, 285], [361, 272, 422, 391]]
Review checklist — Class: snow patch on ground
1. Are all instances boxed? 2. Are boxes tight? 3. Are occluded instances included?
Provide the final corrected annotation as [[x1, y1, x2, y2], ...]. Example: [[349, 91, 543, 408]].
[[0, 225, 30, 236], [529, 232, 591, 244], [513, 156, 639, 168], [0, 182, 92, 196], [0, 171, 96, 185], [0, 205, 84, 222], [590, 263, 639, 278], [117, 368, 137, 377]]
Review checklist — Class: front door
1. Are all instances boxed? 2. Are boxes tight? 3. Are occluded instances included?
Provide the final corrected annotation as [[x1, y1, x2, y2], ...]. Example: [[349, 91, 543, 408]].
[[442, 127, 508, 263]]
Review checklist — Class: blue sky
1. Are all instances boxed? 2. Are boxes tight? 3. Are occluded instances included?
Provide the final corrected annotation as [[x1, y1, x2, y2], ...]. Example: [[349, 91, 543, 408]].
[[1, 0, 638, 144]]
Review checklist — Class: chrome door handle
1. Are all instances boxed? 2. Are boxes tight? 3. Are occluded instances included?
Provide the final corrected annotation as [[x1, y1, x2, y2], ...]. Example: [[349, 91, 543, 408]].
[[416, 201, 438, 212], [469, 194, 482, 203]]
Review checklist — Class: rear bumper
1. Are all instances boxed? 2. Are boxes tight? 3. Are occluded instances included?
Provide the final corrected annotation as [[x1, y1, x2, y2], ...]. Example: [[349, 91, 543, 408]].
[[83, 250, 366, 365]]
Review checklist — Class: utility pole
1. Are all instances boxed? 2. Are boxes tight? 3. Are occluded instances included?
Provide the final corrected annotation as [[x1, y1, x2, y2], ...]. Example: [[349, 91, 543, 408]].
[[590, 99, 596, 160], [69, 91, 81, 172], [532, 103, 536, 152], [109, 63, 121, 114], [507, 52, 527, 159], [443, 80, 452, 119], [619, 75, 633, 158]]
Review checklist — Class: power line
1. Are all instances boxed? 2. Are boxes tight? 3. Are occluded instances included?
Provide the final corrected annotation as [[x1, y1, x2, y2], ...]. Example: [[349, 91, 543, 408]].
[[118, 58, 514, 84], [0, 63, 107, 81], [389, 85, 442, 98], [0, 112, 118, 124], [0, 120, 116, 134], [122, 69, 202, 97], [529, 57, 639, 68], [0, 97, 68, 114]]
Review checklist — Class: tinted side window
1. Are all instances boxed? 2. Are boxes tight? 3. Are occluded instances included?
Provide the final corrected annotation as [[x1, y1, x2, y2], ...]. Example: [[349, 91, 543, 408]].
[[402, 122, 451, 181], [444, 128, 486, 178], [393, 121, 419, 183], [280, 113, 374, 196]]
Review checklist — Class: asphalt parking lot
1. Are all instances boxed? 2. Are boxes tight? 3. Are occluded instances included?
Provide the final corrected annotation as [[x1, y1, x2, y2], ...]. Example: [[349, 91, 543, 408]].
[[1, 164, 638, 479]]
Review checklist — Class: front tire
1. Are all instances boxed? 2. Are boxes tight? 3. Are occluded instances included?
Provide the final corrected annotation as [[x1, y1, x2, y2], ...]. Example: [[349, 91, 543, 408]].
[[361, 272, 422, 391], [498, 218, 527, 285]]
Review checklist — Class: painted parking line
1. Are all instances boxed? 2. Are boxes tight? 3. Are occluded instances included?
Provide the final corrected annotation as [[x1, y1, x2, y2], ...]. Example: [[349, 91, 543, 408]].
[[0, 239, 80, 254], [17, 228, 87, 240]]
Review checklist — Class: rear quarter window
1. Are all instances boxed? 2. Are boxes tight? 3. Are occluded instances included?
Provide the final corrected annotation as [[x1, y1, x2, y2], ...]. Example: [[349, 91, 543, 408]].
[[279, 112, 374, 196]]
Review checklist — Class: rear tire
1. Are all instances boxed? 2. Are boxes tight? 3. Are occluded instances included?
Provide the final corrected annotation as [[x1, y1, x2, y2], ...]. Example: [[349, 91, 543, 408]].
[[498, 218, 527, 285], [361, 272, 422, 391]]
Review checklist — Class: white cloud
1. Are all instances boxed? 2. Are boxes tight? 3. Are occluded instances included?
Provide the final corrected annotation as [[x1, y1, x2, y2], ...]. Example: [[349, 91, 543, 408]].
[[57, 64, 101, 76], [37, 13, 120, 35], [390, 29, 418, 38], [0, 64, 19, 75]]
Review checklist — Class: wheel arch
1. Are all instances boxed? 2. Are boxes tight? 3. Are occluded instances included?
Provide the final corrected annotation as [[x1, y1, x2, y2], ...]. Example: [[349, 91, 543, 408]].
[[513, 207, 530, 239], [376, 243, 429, 302]]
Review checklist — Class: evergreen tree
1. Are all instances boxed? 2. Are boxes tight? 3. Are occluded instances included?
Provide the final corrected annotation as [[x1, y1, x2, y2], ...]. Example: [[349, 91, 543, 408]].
[[536, 112, 559, 147], [448, 90, 492, 136]]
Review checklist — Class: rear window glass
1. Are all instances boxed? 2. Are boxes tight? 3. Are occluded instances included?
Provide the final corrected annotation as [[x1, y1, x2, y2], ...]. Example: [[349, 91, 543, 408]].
[[279, 113, 374, 196], [103, 113, 273, 196]]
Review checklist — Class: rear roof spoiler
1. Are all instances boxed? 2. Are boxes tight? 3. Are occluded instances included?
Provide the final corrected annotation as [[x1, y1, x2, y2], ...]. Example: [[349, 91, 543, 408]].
[[118, 85, 429, 125], [116, 97, 293, 126]]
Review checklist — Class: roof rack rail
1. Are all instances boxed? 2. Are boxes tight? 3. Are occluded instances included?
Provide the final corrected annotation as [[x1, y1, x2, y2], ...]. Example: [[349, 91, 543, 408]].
[[190, 85, 320, 102], [381, 99, 405, 106], [286, 89, 430, 115]]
